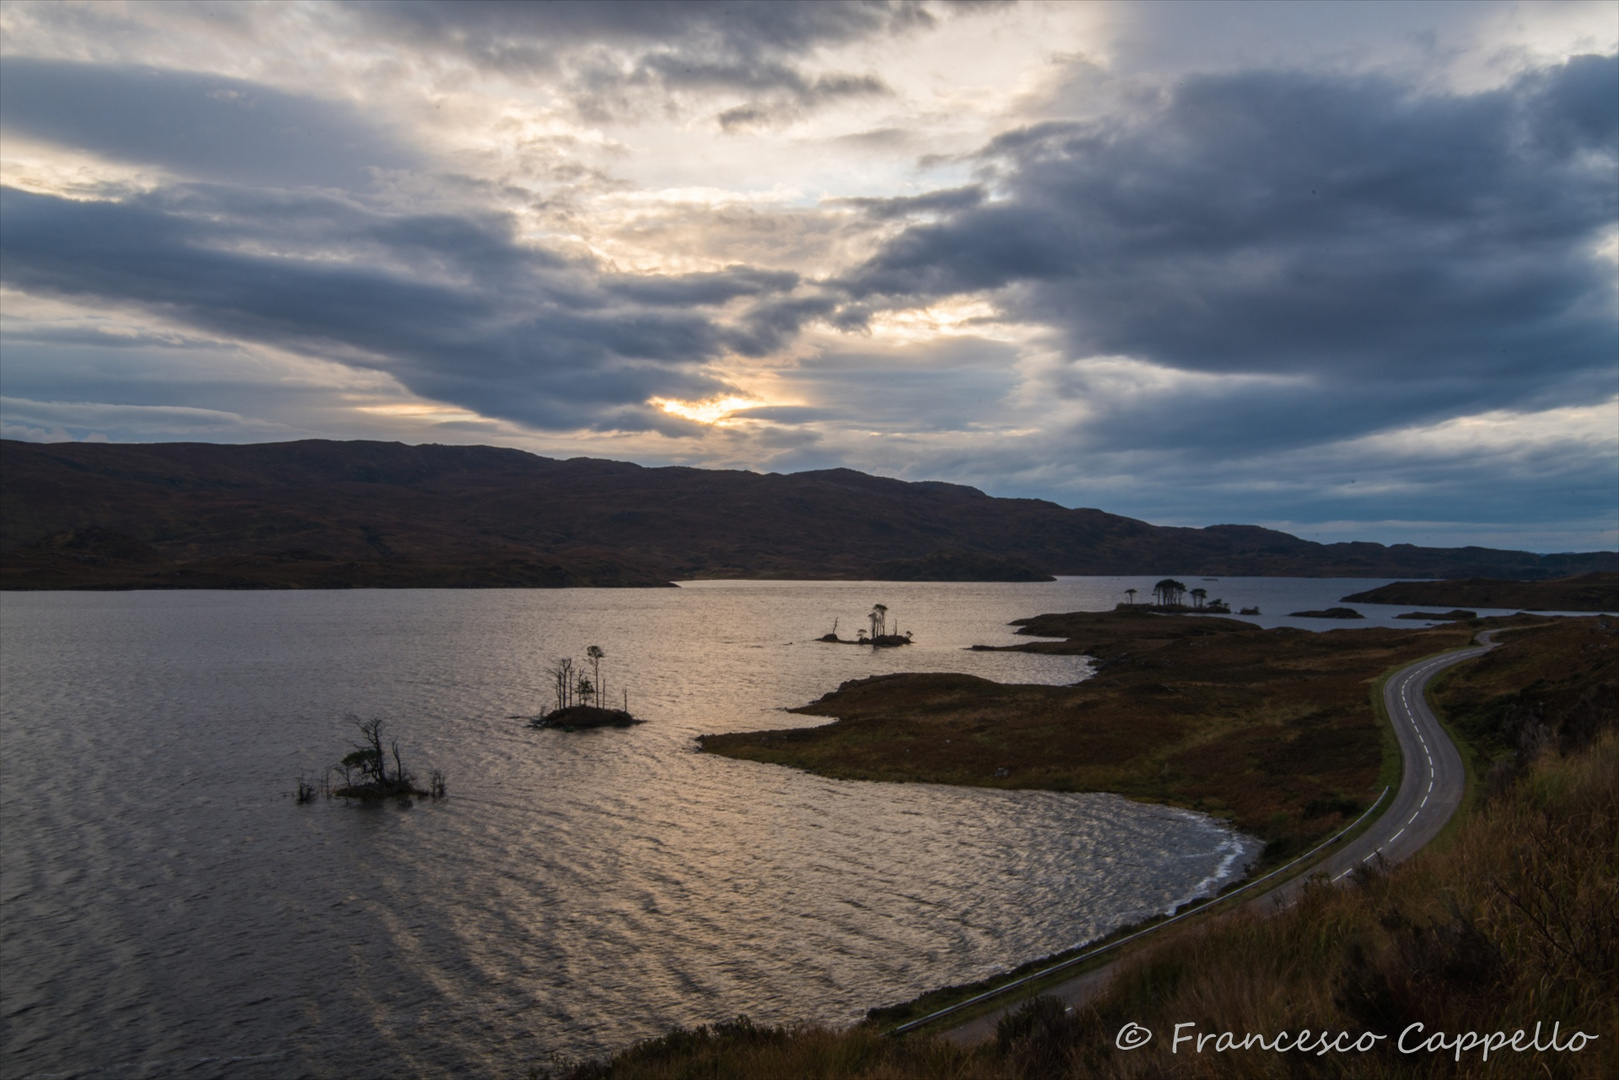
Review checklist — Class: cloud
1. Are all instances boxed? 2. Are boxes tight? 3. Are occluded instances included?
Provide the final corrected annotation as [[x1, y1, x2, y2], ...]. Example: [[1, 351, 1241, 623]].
[[606, 266, 801, 306], [348, 0, 947, 126], [0, 5, 1612, 552], [842, 55, 1618, 456], [0, 56, 420, 189], [0, 396, 282, 439], [354, 0, 941, 61], [831, 185, 985, 220], [0, 183, 808, 431]]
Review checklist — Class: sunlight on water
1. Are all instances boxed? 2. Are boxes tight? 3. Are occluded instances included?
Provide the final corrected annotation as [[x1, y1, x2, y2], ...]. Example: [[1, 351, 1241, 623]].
[[0, 580, 1424, 1078]]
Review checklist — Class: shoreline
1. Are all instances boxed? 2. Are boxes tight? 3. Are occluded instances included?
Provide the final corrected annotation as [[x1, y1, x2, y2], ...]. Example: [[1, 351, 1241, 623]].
[[701, 609, 1479, 866]]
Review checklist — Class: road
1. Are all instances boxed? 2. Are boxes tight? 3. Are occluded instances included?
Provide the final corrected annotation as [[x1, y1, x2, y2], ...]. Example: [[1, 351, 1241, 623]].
[[942, 633, 1497, 1046]]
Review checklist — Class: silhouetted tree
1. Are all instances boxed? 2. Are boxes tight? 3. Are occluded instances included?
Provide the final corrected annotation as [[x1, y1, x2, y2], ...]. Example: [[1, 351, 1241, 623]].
[[550, 657, 576, 711], [869, 603, 888, 640], [341, 715, 394, 788], [1191, 587, 1207, 609], [586, 645, 605, 704], [1153, 579, 1187, 607], [1125, 588, 1137, 606], [330, 715, 436, 799]]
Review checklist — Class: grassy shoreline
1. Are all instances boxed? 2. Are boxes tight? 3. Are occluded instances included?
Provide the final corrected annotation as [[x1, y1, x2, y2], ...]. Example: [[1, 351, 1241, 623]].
[[543, 615, 1616, 1079], [701, 609, 1482, 868]]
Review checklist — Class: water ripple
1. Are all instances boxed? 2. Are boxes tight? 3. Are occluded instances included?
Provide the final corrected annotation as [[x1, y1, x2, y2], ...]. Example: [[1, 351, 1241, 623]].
[[2, 583, 1270, 1078]]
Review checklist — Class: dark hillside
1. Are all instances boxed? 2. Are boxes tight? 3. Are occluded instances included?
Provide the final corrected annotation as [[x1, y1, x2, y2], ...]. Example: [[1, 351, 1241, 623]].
[[3, 439, 1612, 588], [1342, 572, 1619, 612]]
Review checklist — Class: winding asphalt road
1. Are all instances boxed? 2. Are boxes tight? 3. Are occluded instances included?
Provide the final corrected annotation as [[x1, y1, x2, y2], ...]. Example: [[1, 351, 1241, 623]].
[[942, 633, 1499, 1045]]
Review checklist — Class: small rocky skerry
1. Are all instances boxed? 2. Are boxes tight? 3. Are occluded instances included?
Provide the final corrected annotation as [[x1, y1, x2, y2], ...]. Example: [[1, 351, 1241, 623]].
[[530, 705, 643, 731]]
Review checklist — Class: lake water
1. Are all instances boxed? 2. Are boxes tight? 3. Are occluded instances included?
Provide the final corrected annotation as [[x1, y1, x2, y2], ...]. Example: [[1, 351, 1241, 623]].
[[0, 576, 1530, 1078]]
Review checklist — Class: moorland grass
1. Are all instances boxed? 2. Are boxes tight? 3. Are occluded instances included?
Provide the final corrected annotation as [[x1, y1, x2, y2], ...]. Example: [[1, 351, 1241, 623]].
[[701, 611, 1482, 862], [554, 617, 1615, 1080]]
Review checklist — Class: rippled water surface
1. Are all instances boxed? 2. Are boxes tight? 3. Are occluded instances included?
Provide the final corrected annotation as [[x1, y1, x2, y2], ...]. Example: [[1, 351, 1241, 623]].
[[1, 578, 1427, 1078]]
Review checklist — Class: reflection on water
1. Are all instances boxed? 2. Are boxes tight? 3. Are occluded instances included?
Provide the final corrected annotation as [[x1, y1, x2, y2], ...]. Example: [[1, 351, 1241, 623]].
[[3, 582, 1272, 1078]]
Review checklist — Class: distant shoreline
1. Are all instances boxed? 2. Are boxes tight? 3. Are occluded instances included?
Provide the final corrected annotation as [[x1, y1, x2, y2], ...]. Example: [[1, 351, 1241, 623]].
[[1341, 571, 1617, 612]]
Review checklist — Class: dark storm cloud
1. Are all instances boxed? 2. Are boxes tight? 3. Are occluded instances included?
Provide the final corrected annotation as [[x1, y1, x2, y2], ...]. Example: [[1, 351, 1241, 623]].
[[0, 57, 418, 188], [843, 55, 1619, 444], [0, 184, 793, 430]]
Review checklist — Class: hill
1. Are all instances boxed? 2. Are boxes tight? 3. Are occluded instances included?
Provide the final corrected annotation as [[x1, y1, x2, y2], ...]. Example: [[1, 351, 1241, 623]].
[[2, 439, 1612, 588], [1342, 572, 1619, 613]]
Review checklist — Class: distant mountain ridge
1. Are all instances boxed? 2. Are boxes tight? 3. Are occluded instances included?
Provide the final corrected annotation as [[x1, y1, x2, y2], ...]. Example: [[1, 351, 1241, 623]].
[[2, 439, 1612, 589]]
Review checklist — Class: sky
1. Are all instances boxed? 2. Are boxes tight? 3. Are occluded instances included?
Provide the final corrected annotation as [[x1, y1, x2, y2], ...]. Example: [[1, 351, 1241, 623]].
[[1, 0, 1615, 552]]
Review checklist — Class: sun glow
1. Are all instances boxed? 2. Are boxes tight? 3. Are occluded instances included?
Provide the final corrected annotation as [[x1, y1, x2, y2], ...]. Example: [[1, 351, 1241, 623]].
[[650, 395, 763, 425], [866, 298, 1012, 342], [354, 403, 489, 424]]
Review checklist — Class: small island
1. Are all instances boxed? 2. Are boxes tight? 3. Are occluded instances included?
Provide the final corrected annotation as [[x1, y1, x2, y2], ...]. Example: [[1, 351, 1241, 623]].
[[533, 705, 641, 730], [301, 715, 446, 802], [817, 604, 913, 647], [1288, 607, 1364, 619], [1119, 579, 1232, 613], [529, 645, 645, 730]]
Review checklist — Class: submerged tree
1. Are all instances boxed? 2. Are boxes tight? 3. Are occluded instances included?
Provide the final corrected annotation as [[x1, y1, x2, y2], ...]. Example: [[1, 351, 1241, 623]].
[[329, 715, 440, 800]]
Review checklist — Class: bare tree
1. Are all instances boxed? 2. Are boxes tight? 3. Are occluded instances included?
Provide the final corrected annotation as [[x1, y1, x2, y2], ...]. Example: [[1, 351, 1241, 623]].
[[550, 657, 576, 711], [326, 714, 442, 800], [586, 645, 605, 705], [342, 715, 393, 787]]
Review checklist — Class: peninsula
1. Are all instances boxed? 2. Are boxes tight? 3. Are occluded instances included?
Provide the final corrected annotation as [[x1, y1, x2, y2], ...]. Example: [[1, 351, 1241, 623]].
[[1342, 571, 1618, 612], [701, 608, 1487, 864]]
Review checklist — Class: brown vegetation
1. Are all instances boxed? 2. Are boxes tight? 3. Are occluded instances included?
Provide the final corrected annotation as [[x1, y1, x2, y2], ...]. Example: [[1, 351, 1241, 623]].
[[547, 617, 1617, 1079], [1343, 572, 1619, 613], [547, 738, 1618, 1080], [703, 610, 1477, 862], [1429, 615, 1618, 785]]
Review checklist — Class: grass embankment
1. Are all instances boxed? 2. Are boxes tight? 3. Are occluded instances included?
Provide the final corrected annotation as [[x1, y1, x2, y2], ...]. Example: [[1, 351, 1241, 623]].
[[543, 617, 1617, 1079], [702, 609, 1475, 864]]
